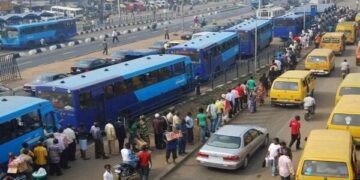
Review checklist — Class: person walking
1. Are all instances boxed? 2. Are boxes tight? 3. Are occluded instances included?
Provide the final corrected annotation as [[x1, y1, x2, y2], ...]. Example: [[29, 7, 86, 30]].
[[279, 141, 292, 160], [164, 27, 170, 40], [178, 119, 187, 155], [166, 109, 175, 131], [138, 115, 151, 147], [112, 29, 119, 43], [54, 128, 70, 169], [288, 115, 301, 150], [114, 117, 127, 153], [256, 82, 266, 106], [231, 87, 240, 114], [246, 76, 256, 93], [172, 111, 182, 131], [259, 73, 269, 95], [185, 112, 194, 145], [278, 149, 295, 180], [48, 139, 63, 176], [102, 39, 108, 55], [33, 141, 48, 171], [196, 107, 208, 144], [18, 149, 33, 179], [103, 164, 114, 180], [153, 113, 166, 149], [90, 122, 109, 159], [77, 123, 90, 160], [267, 137, 281, 176], [164, 130, 178, 164], [104, 121, 117, 155], [64, 124, 77, 161], [215, 98, 225, 129], [206, 99, 218, 133], [248, 91, 257, 113], [240, 81, 248, 109], [235, 83, 245, 111], [129, 119, 138, 150], [225, 89, 235, 118], [137, 145, 152, 180]]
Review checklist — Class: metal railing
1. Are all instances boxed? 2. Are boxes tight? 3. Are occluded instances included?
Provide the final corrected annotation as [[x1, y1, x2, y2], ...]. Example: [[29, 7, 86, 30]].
[[0, 54, 21, 82]]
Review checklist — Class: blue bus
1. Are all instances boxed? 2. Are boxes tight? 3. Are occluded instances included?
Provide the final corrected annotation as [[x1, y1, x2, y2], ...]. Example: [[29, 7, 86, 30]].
[[2, 18, 76, 49], [35, 55, 193, 129], [0, 96, 59, 165], [273, 13, 311, 39], [225, 19, 273, 56], [166, 32, 239, 80]]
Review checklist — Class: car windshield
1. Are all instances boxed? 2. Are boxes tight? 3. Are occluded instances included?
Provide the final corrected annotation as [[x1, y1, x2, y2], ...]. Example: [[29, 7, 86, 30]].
[[74, 60, 92, 68], [307, 56, 327, 63], [273, 81, 299, 91], [5, 27, 19, 38], [339, 87, 360, 96], [207, 134, 241, 149], [32, 75, 52, 83], [331, 114, 360, 126], [37, 91, 74, 111], [302, 160, 348, 178]]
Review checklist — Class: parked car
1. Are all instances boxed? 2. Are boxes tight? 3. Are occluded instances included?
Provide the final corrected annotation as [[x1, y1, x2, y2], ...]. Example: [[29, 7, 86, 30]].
[[200, 24, 221, 32], [164, 40, 186, 49], [23, 73, 68, 93], [70, 58, 109, 75], [196, 125, 269, 170], [110, 49, 160, 63], [0, 84, 13, 96], [148, 40, 169, 54], [180, 31, 194, 40]]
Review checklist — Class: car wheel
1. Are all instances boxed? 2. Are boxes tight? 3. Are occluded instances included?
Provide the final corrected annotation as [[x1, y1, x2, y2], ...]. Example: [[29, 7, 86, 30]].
[[262, 135, 269, 148], [242, 156, 249, 169]]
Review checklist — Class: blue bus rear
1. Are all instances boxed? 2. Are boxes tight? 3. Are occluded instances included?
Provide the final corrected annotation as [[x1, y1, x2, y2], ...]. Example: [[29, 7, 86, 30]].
[[167, 32, 239, 80], [2, 18, 77, 49], [0, 96, 59, 166], [225, 19, 272, 56], [35, 55, 193, 130], [273, 14, 311, 39]]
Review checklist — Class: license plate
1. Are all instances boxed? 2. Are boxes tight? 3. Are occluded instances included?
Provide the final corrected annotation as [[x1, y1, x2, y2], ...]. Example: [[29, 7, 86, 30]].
[[210, 156, 223, 161]]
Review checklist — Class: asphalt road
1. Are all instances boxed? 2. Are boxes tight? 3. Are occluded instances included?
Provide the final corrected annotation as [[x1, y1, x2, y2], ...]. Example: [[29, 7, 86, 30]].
[[16, 6, 251, 70], [163, 38, 360, 180]]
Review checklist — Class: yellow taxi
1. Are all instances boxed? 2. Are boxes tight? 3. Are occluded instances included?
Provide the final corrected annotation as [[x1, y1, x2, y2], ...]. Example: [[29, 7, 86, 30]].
[[335, 73, 360, 104], [320, 32, 346, 55], [335, 21, 357, 44], [304, 48, 335, 75]]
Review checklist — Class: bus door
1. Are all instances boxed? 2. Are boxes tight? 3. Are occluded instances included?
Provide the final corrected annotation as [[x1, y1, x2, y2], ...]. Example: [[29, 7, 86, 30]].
[[41, 105, 59, 133], [78, 90, 106, 128]]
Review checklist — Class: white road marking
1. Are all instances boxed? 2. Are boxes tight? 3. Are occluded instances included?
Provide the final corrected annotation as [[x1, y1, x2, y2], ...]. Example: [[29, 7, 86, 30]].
[[62, 51, 75, 55], [18, 61, 32, 66]]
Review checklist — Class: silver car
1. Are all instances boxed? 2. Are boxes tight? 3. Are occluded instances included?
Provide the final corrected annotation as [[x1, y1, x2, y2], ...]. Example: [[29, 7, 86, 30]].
[[196, 125, 269, 170], [0, 84, 13, 96], [23, 72, 68, 93]]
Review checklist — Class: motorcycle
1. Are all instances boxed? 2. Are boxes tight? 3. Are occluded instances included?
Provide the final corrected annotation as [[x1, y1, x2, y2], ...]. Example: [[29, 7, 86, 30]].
[[304, 106, 315, 121], [341, 69, 349, 79], [114, 163, 139, 180]]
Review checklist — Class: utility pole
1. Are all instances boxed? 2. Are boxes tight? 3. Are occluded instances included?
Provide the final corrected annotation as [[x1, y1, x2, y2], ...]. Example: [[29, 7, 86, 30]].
[[117, 0, 121, 17], [182, 0, 184, 31]]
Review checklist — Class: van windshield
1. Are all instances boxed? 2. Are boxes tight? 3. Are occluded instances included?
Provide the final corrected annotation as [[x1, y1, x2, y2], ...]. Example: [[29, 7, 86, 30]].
[[332, 114, 360, 126], [37, 91, 74, 111], [307, 56, 327, 63], [322, 37, 340, 43], [339, 87, 360, 96], [273, 81, 299, 91], [302, 160, 348, 178]]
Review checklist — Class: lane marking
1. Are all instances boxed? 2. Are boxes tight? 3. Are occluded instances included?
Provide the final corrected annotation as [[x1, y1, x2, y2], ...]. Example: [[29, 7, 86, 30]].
[[62, 51, 75, 55], [18, 61, 32, 66]]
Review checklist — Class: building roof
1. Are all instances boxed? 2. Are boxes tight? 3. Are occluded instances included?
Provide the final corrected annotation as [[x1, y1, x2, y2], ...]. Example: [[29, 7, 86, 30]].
[[225, 19, 271, 32], [0, 96, 48, 119], [36, 55, 190, 91]]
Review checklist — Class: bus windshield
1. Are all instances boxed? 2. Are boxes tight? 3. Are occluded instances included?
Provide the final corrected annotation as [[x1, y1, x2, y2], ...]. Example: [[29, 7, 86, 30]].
[[37, 91, 74, 111], [5, 27, 19, 38], [274, 19, 295, 27], [173, 51, 199, 63]]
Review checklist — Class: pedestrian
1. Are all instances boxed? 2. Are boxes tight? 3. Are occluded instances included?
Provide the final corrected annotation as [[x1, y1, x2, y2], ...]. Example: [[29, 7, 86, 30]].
[[137, 145, 152, 180], [166, 108, 175, 131], [278, 149, 295, 180], [104, 121, 117, 155], [221, 94, 232, 120], [314, 34, 321, 48], [172, 111, 182, 130], [225, 89, 235, 118], [268, 67, 277, 85], [121, 143, 139, 170], [246, 76, 256, 93], [214, 98, 224, 130], [255, 82, 266, 106], [138, 115, 150, 147], [259, 73, 269, 95], [112, 29, 119, 43], [240, 81, 248, 109], [153, 113, 166, 149], [20, 142, 34, 159], [90, 122, 109, 159], [231, 87, 240, 114], [54, 128, 70, 169], [267, 137, 281, 176], [103, 164, 114, 180], [178, 119, 187, 155], [248, 91, 257, 113], [114, 117, 127, 153], [235, 83, 244, 111], [48, 139, 63, 176], [33, 141, 48, 171], [164, 130, 178, 164], [196, 107, 208, 144], [164, 27, 170, 40], [206, 99, 218, 133], [77, 123, 90, 160], [288, 115, 301, 150], [184, 112, 194, 145], [64, 124, 77, 161], [279, 141, 292, 160], [129, 119, 138, 150], [102, 39, 108, 55], [44, 133, 55, 148]]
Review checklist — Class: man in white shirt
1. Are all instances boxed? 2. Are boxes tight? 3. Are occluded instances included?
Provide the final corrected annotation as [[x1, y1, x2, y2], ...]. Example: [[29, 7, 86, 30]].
[[278, 149, 294, 180], [274, 58, 282, 71], [112, 29, 119, 43], [225, 89, 235, 118], [206, 100, 218, 132], [64, 125, 77, 161], [121, 143, 138, 169], [303, 94, 316, 114], [267, 138, 281, 176], [185, 112, 194, 144], [341, 59, 350, 75], [105, 122, 117, 155], [166, 109, 175, 130], [103, 164, 114, 180]]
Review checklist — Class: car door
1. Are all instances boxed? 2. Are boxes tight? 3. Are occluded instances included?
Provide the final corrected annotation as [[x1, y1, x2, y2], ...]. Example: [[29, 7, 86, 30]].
[[248, 129, 263, 153], [242, 131, 255, 157]]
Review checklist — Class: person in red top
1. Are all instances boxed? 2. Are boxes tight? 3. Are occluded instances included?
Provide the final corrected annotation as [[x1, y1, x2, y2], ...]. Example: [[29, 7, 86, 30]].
[[137, 145, 152, 180], [235, 83, 244, 111], [288, 115, 301, 150]]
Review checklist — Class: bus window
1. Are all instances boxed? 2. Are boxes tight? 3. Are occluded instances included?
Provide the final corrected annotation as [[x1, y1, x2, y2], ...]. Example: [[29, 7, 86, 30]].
[[38, 91, 74, 110], [114, 81, 129, 96], [173, 62, 185, 76], [79, 92, 95, 109], [104, 85, 115, 99], [5, 27, 18, 38], [131, 76, 144, 89], [158, 67, 172, 81], [44, 112, 56, 133]]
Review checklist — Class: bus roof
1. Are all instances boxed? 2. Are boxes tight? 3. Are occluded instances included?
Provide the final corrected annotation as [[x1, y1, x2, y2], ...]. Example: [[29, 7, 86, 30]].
[[308, 48, 333, 55], [338, 73, 360, 87], [275, 13, 303, 19], [51, 6, 83, 11], [278, 70, 310, 79], [36, 55, 190, 91], [225, 19, 271, 32], [7, 18, 75, 29], [302, 129, 352, 161], [169, 32, 237, 50], [333, 95, 360, 114], [0, 96, 48, 120]]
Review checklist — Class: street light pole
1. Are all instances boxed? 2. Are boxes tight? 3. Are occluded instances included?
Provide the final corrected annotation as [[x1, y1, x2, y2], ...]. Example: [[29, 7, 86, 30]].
[[117, 0, 121, 18], [302, 3, 306, 30], [253, 0, 260, 78], [182, 0, 185, 32]]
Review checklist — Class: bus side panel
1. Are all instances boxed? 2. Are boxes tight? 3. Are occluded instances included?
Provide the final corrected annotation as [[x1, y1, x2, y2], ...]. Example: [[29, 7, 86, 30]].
[[259, 28, 272, 49], [220, 45, 239, 65], [102, 93, 139, 124]]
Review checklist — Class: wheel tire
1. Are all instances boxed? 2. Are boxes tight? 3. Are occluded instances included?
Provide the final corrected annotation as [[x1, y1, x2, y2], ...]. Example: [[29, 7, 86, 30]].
[[242, 156, 249, 169], [304, 113, 310, 121]]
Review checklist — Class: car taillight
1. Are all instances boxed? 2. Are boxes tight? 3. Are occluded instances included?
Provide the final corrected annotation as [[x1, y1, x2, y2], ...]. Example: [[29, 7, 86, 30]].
[[223, 156, 240, 161], [197, 152, 209, 158]]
